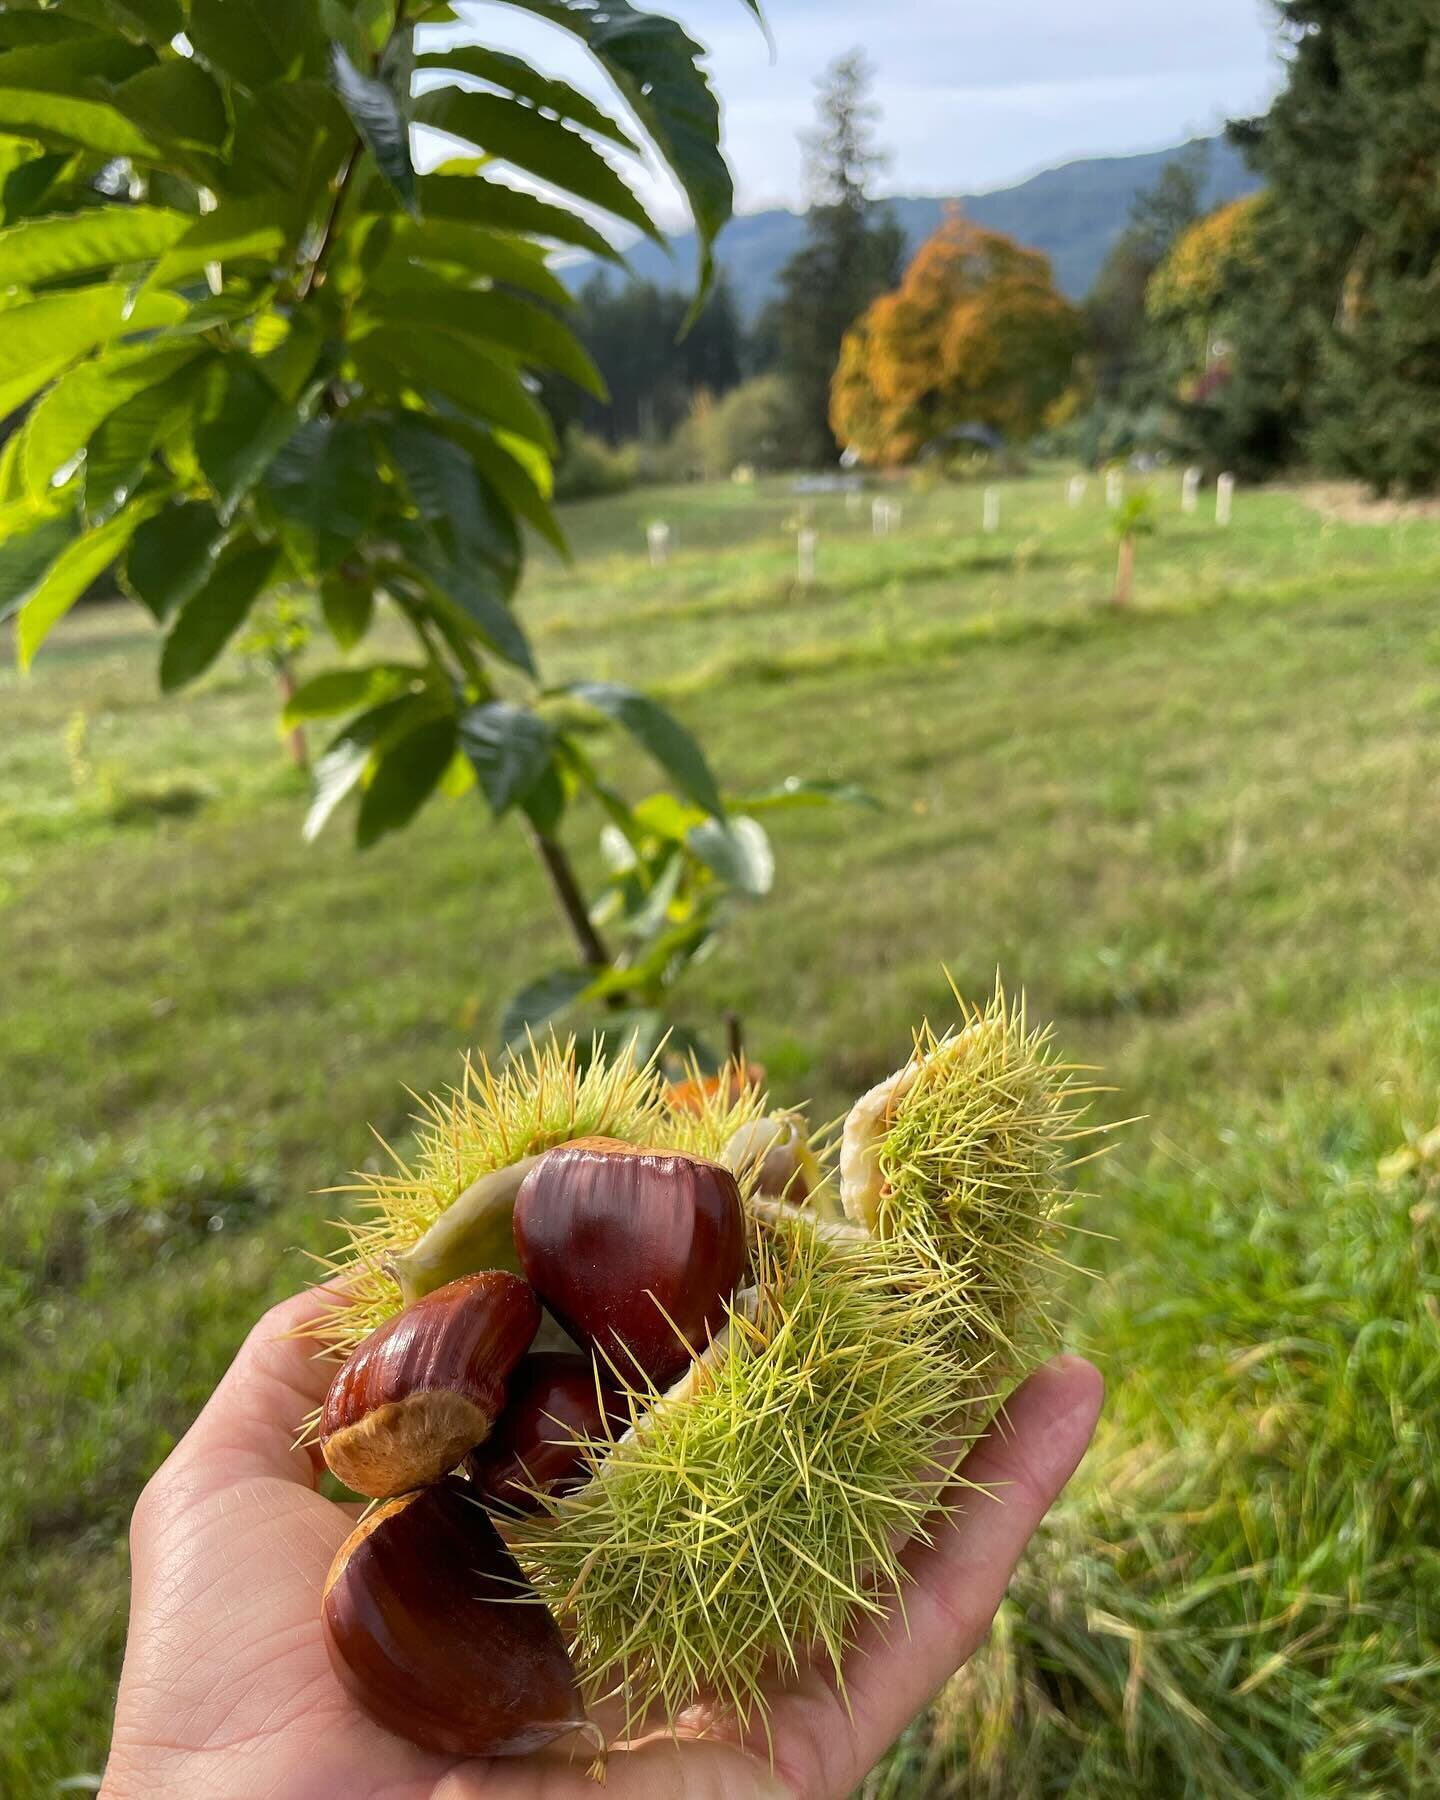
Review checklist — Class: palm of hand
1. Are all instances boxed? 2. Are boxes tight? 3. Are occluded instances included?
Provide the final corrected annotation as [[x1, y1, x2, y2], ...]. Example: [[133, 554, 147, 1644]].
[[103, 1291, 1100, 1800]]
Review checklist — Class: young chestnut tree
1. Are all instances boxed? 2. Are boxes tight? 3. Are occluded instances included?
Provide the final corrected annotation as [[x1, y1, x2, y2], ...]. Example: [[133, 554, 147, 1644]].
[[0, 0, 834, 1062], [1109, 488, 1155, 608]]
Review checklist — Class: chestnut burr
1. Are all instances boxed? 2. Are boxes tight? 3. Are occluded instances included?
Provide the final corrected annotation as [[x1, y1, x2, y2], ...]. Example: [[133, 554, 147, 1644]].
[[320, 1271, 539, 1498], [321, 1475, 592, 1757], [512, 1137, 746, 1389]]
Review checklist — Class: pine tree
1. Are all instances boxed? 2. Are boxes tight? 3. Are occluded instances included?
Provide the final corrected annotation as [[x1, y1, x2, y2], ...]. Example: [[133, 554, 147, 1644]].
[[565, 276, 744, 444], [1216, 0, 1440, 492], [773, 52, 906, 466], [1085, 147, 1209, 403]]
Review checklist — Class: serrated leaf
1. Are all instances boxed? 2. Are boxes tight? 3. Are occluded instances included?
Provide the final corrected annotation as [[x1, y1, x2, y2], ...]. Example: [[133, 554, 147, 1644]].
[[631, 790, 704, 841], [586, 915, 709, 996], [375, 412, 520, 580], [414, 46, 639, 152], [492, 428, 553, 499], [0, 87, 159, 161], [305, 735, 370, 841], [354, 0, 397, 49], [303, 691, 430, 840], [193, 355, 308, 518], [0, 427, 24, 505], [0, 146, 68, 224], [412, 89, 659, 242], [564, 681, 725, 819], [16, 494, 163, 666], [687, 815, 774, 896], [494, 0, 731, 308], [418, 174, 624, 262], [0, 16, 103, 50], [0, 286, 187, 416], [328, 42, 416, 213], [187, 0, 314, 89], [430, 413, 566, 557], [0, 37, 154, 95], [363, 285, 605, 398], [356, 713, 457, 848], [0, 206, 188, 284], [20, 343, 200, 498], [617, 845, 685, 941], [88, 359, 209, 522], [354, 327, 556, 452], [413, 550, 535, 675], [458, 699, 554, 815], [736, 776, 883, 812], [227, 82, 348, 202], [88, 0, 185, 44], [122, 500, 226, 621], [115, 58, 228, 152], [0, 503, 75, 624], [373, 217, 571, 309], [260, 416, 375, 568], [159, 538, 279, 690], [281, 663, 413, 727], [320, 570, 374, 650], [250, 311, 324, 403], [500, 968, 592, 1047]]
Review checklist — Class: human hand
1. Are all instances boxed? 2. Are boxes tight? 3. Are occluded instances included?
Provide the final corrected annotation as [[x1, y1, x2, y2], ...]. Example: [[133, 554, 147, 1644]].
[[104, 1286, 1102, 1799]]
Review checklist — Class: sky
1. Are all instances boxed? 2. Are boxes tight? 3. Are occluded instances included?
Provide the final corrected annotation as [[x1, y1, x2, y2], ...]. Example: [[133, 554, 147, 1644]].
[[427, 1, 1289, 228]]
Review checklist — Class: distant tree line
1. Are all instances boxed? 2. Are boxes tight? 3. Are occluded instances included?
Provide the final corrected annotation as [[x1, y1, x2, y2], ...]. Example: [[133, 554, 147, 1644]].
[[550, 50, 910, 486], [559, 275, 747, 446], [557, 2, 1440, 497], [1061, 0, 1440, 494]]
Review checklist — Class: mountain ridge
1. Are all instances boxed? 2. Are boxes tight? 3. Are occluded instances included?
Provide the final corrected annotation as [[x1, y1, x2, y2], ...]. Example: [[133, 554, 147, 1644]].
[[563, 134, 1261, 318]]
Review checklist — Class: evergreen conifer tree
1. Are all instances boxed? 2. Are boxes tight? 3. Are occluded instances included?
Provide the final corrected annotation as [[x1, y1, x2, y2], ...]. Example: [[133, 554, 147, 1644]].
[[773, 52, 905, 466]]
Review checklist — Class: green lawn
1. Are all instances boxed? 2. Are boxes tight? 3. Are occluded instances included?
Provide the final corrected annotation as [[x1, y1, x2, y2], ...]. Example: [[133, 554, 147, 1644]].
[[3, 469, 1438, 1795]]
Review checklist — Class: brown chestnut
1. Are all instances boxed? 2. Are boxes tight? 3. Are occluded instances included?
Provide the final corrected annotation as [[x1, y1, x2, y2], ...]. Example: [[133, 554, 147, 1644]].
[[321, 1475, 592, 1757], [512, 1137, 746, 1389], [320, 1271, 539, 1498], [467, 1352, 625, 1510]]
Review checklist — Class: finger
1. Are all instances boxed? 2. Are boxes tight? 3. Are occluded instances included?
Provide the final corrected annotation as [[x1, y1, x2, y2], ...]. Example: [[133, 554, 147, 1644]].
[[768, 1354, 1103, 1799], [167, 1285, 347, 1490]]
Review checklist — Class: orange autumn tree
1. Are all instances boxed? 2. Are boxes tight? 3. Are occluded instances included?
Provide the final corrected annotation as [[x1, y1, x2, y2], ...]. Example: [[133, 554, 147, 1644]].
[[1146, 194, 1265, 392], [831, 213, 1083, 464]]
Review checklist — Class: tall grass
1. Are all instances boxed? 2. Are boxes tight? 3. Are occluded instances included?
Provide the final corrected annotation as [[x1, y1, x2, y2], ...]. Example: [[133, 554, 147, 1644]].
[[3, 471, 1439, 1790], [877, 1082, 1440, 1797]]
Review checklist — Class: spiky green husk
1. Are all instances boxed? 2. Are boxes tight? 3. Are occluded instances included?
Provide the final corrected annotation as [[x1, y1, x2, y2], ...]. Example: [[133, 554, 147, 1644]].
[[873, 984, 1102, 1374], [306, 983, 1101, 1744], [308, 1036, 767, 1358], [513, 1213, 982, 1740]]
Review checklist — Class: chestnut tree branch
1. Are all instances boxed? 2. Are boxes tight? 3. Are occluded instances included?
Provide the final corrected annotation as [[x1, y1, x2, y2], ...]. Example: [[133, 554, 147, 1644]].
[[528, 827, 612, 974]]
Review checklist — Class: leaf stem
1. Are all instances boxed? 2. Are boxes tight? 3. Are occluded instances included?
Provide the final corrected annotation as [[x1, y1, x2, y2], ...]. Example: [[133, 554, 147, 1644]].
[[528, 826, 612, 973], [298, 142, 361, 301], [299, 0, 411, 301]]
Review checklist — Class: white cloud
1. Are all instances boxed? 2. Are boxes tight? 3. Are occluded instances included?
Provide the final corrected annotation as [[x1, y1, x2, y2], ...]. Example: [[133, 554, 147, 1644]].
[[427, 0, 1286, 230]]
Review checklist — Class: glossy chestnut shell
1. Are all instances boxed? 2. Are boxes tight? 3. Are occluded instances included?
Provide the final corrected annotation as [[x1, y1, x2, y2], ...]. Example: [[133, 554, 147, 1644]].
[[320, 1271, 539, 1498], [467, 1352, 624, 1510], [512, 1137, 745, 1389], [321, 1475, 589, 1756]]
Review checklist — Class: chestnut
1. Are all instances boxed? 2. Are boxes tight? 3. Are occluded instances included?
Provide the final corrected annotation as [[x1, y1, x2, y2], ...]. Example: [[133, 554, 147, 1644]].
[[467, 1352, 625, 1510], [320, 1271, 539, 1498], [512, 1137, 746, 1389], [321, 1475, 593, 1757]]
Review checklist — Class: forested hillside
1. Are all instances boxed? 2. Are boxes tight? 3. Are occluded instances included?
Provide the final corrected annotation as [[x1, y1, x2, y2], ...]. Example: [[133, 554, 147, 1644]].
[[562, 134, 1260, 316]]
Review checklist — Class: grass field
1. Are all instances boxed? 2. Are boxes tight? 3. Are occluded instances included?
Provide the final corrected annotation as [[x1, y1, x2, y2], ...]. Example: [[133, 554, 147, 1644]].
[[3, 468, 1439, 1794]]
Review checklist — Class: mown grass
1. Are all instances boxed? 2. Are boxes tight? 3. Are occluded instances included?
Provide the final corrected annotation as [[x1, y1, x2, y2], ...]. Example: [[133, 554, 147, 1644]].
[[2, 469, 1438, 1794]]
